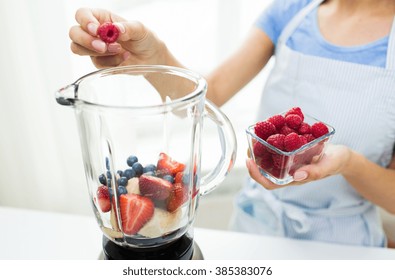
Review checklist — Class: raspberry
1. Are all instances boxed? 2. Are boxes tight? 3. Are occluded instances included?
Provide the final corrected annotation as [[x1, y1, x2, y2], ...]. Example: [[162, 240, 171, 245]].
[[285, 107, 304, 121], [299, 135, 308, 146], [254, 121, 276, 140], [253, 141, 267, 157], [303, 134, 316, 143], [267, 115, 286, 130], [311, 122, 329, 138], [97, 22, 120, 43], [279, 124, 296, 135], [298, 122, 311, 134], [285, 114, 303, 129], [266, 134, 285, 152], [272, 154, 288, 169], [284, 132, 303, 152], [255, 150, 273, 169]]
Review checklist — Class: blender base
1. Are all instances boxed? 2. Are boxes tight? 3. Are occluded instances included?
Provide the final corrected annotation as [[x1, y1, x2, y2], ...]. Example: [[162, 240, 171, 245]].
[[99, 234, 203, 260]]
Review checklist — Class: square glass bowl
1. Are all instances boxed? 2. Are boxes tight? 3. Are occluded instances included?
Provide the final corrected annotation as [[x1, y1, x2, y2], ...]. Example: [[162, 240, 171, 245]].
[[246, 114, 335, 185]]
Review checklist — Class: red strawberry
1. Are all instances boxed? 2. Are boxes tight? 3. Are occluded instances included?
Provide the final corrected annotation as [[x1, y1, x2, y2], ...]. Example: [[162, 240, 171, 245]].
[[285, 107, 304, 121], [97, 185, 111, 212], [157, 152, 186, 176], [120, 193, 154, 235], [285, 114, 303, 129], [266, 134, 285, 152], [174, 172, 184, 184], [139, 174, 173, 200], [311, 122, 329, 138], [279, 124, 296, 135], [284, 132, 303, 152], [97, 22, 120, 43], [298, 122, 311, 134], [267, 115, 286, 130], [167, 183, 188, 212], [254, 121, 277, 140]]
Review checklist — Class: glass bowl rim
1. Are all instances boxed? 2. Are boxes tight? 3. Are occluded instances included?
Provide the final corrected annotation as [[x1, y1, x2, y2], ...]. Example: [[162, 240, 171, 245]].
[[246, 114, 335, 156]]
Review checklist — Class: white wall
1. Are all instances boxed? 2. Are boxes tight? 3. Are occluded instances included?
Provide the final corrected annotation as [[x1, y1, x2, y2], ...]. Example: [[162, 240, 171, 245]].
[[0, 0, 273, 216]]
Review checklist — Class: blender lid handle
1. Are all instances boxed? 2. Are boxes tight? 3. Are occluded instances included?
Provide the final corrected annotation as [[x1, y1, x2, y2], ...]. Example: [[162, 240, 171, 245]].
[[55, 84, 77, 106]]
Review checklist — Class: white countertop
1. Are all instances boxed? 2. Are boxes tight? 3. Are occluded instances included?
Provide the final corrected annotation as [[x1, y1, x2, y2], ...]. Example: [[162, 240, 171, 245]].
[[1, 206, 394, 260]]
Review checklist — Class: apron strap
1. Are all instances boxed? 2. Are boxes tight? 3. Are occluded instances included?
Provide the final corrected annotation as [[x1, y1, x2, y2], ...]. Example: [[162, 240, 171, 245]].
[[278, 0, 324, 45], [386, 16, 395, 70]]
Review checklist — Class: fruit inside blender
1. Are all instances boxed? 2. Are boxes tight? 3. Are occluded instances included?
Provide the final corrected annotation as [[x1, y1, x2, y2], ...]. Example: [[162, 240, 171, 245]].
[[95, 152, 197, 245]]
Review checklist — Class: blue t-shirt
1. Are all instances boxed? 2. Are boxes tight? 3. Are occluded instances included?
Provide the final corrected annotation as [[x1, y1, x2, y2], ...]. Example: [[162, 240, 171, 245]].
[[255, 0, 389, 68]]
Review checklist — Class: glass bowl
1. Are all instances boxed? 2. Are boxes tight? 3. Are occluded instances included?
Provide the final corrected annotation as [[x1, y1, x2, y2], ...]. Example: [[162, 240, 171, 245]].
[[246, 113, 335, 185]]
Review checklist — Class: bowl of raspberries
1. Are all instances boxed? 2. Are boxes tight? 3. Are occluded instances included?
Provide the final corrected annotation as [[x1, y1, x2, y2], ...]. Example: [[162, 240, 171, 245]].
[[246, 107, 335, 185]]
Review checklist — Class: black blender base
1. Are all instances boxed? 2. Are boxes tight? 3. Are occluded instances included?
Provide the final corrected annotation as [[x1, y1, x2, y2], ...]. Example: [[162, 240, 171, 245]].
[[100, 234, 203, 260]]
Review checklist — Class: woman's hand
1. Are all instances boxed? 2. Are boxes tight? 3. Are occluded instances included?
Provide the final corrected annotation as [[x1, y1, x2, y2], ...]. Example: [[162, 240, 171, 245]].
[[69, 8, 169, 69], [246, 144, 352, 190]]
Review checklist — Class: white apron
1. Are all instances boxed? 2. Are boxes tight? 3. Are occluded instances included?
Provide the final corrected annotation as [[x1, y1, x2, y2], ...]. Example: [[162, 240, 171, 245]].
[[232, 0, 395, 246]]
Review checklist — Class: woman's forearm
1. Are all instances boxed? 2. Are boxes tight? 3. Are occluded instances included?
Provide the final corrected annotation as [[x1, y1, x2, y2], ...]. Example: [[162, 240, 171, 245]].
[[342, 151, 395, 214]]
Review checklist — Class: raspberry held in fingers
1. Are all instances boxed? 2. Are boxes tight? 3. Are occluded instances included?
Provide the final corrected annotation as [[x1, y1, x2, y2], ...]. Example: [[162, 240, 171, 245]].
[[97, 22, 120, 43]]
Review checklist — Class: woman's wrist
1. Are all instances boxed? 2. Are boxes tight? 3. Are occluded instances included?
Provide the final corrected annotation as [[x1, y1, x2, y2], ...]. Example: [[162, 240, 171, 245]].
[[340, 148, 361, 178]]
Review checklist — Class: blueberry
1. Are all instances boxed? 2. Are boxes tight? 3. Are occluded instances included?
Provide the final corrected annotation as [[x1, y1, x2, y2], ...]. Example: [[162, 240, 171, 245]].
[[182, 173, 190, 184], [105, 157, 110, 170], [106, 171, 112, 180], [108, 187, 114, 198], [117, 186, 127, 196], [132, 162, 143, 176], [144, 171, 156, 177], [163, 174, 174, 183], [143, 164, 156, 174], [124, 168, 136, 179], [99, 174, 107, 185], [118, 176, 128, 186], [126, 155, 138, 167], [117, 170, 123, 177]]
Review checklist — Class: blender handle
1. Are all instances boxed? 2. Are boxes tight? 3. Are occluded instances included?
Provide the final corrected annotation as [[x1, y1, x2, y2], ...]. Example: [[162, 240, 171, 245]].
[[199, 100, 237, 196], [55, 84, 77, 106]]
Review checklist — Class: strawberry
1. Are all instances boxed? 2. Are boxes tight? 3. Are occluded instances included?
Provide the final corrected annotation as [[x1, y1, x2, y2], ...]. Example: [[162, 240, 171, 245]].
[[156, 152, 186, 176], [285, 107, 304, 121], [97, 185, 111, 212], [120, 193, 154, 235], [167, 183, 188, 212], [174, 172, 184, 184], [267, 114, 286, 130], [285, 114, 303, 129], [266, 134, 285, 152], [97, 22, 120, 43], [311, 122, 329, 138], [139, 174, 173, 200], [254, 121, 277, 140], [284, 132, 303, 152]]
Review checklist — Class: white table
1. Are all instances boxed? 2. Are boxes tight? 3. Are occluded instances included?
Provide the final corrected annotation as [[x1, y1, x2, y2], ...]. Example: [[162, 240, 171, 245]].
[[1, 206, 394, 260]]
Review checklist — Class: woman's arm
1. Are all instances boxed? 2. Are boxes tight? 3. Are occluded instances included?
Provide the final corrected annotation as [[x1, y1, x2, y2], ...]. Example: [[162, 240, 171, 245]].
[[70, 8, 274, 107], [341, 150, 395, 214], [206, 27, 274, 107]]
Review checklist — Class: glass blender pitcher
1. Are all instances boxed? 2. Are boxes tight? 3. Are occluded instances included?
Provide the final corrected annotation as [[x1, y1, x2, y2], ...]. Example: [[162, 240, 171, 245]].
[[55, 65, 237, 259]]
